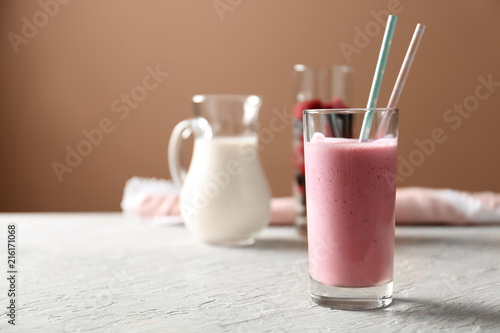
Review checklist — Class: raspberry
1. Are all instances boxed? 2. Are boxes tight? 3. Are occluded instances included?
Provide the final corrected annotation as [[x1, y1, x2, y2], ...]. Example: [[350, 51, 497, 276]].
[[324, 97, 349, 109], [293, 99, 323, 119]]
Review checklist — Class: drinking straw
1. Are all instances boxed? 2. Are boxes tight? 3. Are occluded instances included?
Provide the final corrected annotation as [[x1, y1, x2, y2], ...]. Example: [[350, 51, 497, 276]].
[[376, 23, 426, 139], [359, 15, 398, 142]]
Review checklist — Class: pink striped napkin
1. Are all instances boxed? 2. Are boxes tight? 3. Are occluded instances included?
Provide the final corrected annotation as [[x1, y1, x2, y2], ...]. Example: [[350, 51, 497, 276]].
[[122, 178, 500, 225]]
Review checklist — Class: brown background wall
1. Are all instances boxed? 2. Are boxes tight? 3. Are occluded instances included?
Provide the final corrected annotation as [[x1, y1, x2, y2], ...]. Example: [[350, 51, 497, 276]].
[[1, 0, 499, 212]]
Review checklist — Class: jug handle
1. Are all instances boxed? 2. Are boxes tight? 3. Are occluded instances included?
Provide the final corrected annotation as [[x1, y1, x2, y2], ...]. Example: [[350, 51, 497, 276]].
[[168, 119, 194, 189]]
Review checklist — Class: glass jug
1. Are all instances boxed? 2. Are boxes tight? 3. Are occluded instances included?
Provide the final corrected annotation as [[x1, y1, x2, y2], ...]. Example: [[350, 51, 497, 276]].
[[168, 94, 271, 246]]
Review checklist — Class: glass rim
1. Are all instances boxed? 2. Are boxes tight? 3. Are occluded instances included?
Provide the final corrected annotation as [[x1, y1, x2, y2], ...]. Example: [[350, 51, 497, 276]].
[[303, 108, 398, 115], [293, 64, 353, 71], [192, 94, 261, 103]]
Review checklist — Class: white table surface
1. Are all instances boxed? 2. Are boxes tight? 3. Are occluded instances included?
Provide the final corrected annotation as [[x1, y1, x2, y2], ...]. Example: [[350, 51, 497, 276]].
[[0, 213, 499, 332]]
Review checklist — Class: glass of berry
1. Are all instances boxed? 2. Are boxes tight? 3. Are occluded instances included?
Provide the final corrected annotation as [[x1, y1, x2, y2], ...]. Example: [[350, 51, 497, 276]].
[[292, 64, 354, 236]]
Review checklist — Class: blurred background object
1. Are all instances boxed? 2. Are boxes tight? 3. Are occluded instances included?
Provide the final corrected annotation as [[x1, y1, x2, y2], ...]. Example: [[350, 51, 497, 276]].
[[1, 0, 499, 212], [292, 64, 354, 235]]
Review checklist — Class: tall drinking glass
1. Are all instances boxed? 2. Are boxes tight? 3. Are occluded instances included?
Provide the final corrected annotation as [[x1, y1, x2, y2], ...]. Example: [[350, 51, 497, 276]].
[[304, 108, 398, 310], [293, 65, 353, 236]]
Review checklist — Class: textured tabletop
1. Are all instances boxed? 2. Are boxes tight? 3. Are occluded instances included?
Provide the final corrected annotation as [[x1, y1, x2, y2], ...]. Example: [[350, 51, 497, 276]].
[[0, 213, 499, 332]]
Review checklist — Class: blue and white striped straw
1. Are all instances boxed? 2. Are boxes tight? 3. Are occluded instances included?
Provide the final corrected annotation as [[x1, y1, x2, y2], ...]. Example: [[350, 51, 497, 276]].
[[359, 15, 398, 142]]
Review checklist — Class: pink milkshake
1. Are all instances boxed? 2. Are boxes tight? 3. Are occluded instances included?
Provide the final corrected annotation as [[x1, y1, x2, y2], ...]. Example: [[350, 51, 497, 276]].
[[305, 133, 397, 288]]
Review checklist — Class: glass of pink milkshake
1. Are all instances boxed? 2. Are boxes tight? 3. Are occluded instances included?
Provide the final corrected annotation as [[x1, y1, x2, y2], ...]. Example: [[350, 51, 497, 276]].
[[303, 108, 398, 310]]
